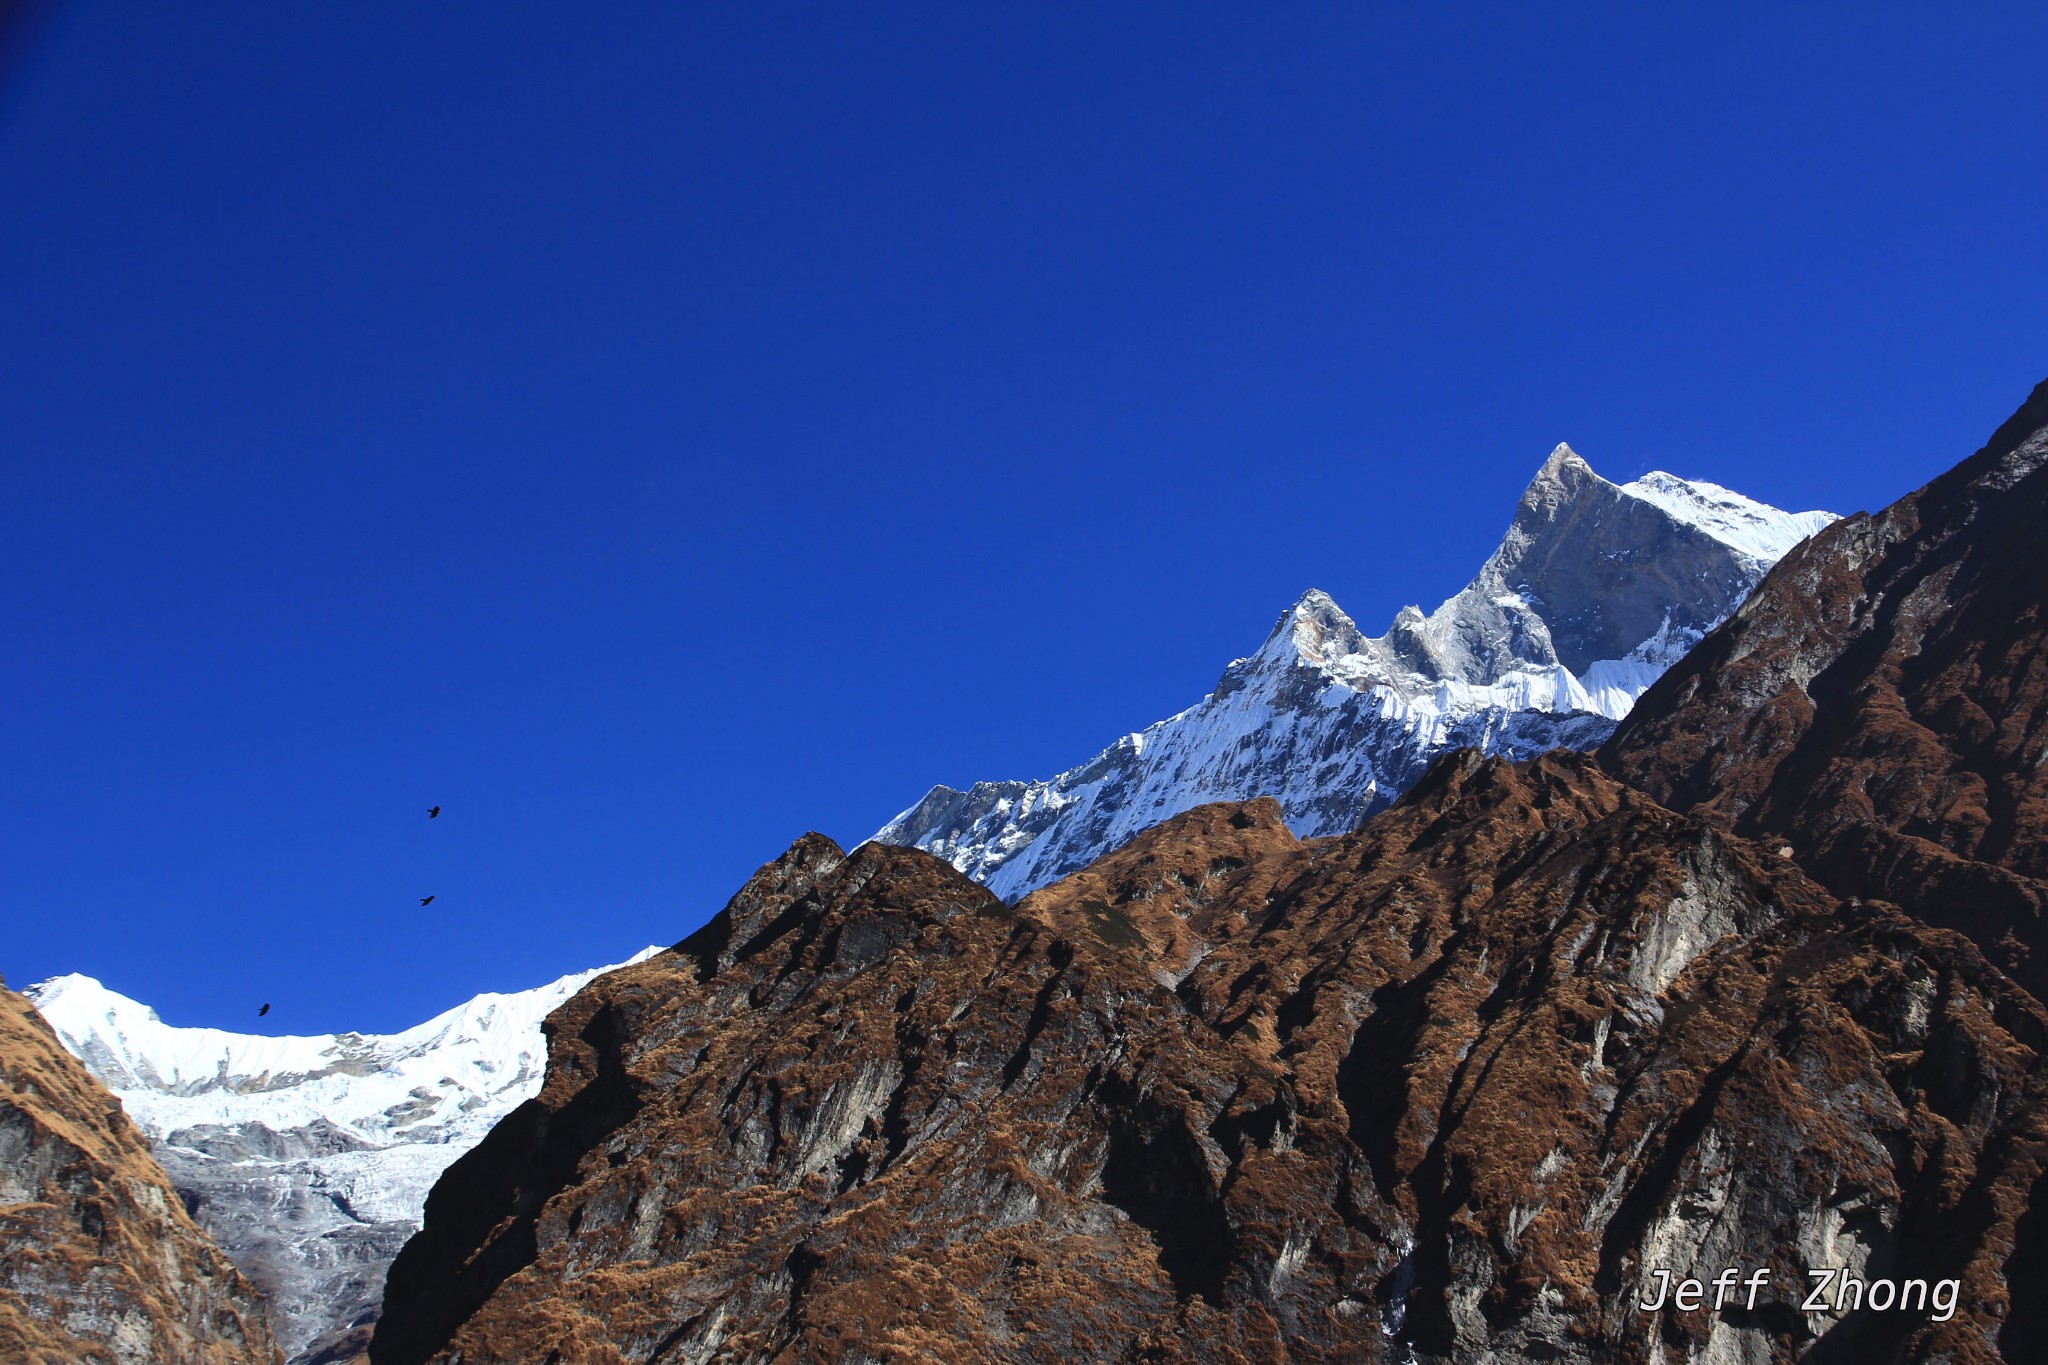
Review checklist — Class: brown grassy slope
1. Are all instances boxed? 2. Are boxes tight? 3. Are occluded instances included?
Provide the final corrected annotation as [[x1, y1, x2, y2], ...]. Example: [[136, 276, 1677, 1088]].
[[372, 752, 2048, 1364]]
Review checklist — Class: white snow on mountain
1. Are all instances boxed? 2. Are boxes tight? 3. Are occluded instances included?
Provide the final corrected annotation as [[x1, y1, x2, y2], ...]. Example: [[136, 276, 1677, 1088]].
[[876, 445, 1835, 898], [1616, 471, 1838, 565], [27, 951, 658, 1362]]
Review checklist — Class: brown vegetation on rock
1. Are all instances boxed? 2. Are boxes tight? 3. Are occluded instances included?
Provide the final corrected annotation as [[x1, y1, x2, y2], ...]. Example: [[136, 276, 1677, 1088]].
[[372, 749, 2048, 1362], [0, 981, 282, 1365]]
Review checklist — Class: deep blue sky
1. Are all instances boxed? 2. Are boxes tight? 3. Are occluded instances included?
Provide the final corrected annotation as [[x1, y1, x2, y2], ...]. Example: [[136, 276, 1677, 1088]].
[[4, 4, 2044, 1032]]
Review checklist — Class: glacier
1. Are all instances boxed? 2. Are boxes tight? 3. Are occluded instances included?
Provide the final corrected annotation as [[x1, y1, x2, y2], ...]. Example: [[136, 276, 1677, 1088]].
[[874, 444, 1836, 898], [27, 952, 656, 1364]]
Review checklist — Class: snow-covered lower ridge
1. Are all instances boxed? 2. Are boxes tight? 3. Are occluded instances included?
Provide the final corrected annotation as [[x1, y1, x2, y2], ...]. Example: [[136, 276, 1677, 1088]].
[[876, 445, 1835, 899], [27, 950, 658, 1363], [29, 952, 660, 1152]]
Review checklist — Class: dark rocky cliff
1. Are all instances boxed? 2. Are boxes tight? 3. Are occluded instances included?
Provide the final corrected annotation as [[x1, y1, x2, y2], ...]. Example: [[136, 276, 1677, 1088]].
[[0, 981, 283, 1365]]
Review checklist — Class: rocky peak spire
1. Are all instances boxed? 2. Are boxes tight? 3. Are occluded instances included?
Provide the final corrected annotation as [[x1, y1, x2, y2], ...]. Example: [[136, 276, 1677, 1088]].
[[1514, 442, 1611, 528], [1250, 588, 1367, 672]]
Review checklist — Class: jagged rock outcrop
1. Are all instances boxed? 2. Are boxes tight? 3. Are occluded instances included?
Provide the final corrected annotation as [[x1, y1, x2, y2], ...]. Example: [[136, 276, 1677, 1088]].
[[878, 448, 1833, 899], [1605, 378, 2048, 999], [371, 756, 2048, 1363], [0, 980, 282, 1365]]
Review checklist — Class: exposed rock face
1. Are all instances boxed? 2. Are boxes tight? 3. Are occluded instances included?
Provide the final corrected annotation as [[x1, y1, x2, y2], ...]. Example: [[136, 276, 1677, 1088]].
[[878, 448, 1833, 899], [26, 957, 653, 1365], [371, 755, 2048, 1363], [1605, 378, 2048, 999], [0, 980, 282, 1365]]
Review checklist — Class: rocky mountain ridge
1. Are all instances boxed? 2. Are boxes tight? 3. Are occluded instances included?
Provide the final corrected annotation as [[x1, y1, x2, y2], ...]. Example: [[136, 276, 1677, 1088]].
[[370, 764, 2048, 1364], [877, 446, 1834, 899]]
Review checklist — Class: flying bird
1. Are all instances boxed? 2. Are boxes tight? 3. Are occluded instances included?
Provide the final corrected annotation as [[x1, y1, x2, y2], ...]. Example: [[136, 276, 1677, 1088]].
[[420, 895, 436, 906], [428, 805, 441, 818], [257, 1003, 270, 1018]]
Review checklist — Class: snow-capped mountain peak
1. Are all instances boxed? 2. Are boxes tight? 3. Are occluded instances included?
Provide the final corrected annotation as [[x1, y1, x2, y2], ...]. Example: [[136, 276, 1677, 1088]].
[[875, 444, 1835, 899]]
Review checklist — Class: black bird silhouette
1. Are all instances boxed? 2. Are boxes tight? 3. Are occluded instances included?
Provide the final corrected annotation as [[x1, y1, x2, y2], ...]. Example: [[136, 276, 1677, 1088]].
[[428, 805, 441, 818], [420, 895, 436, 906], [257, 1003, 270, 1017]]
